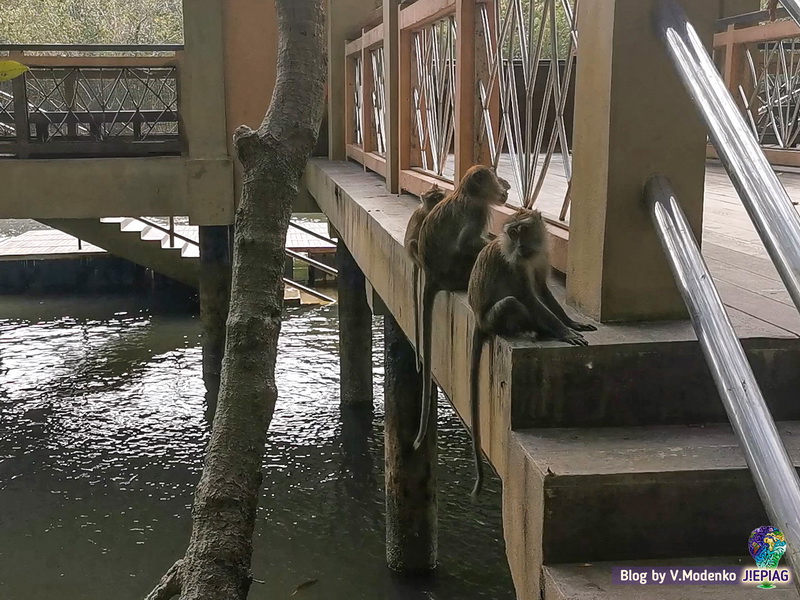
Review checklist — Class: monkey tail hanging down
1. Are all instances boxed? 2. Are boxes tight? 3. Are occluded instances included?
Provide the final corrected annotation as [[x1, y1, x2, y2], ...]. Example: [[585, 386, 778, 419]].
[[466, 207, 596, 498], [412, 166, 510, 451]]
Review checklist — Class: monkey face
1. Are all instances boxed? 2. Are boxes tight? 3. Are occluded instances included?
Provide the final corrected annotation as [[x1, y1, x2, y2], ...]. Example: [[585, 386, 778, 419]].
[[504, 210, 546, 258]]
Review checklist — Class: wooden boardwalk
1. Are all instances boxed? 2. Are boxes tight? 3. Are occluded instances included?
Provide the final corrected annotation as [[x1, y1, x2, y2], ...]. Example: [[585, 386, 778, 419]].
[[491, 155, 800, 338]]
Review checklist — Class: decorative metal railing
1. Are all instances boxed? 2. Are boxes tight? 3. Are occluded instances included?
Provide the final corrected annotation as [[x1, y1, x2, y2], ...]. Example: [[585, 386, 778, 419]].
[[344, 0, 578, 222], [713, 11, 800, 167], [345, 23, 387, 176], [0, 45, 183, 158]]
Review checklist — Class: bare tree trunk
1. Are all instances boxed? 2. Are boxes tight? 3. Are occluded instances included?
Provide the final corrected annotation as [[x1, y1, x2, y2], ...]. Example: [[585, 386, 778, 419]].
[[146, 1, 327, 598]]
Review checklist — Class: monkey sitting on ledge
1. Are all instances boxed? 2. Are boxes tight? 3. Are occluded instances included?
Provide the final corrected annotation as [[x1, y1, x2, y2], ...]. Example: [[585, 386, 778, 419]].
[[412, 165, 509, 451], [466, 207, 597, 499], [404, 184, 446, 371]]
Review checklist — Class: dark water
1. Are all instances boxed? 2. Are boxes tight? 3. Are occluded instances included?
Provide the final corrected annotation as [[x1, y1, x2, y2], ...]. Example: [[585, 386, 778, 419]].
[[0, 294, 514, 600]]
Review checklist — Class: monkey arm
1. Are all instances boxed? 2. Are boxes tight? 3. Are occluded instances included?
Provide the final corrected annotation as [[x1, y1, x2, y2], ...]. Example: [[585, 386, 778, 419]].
[[523, 292, 588, 346], [538, 283, 597, 332], [455, 221, 490, 259]]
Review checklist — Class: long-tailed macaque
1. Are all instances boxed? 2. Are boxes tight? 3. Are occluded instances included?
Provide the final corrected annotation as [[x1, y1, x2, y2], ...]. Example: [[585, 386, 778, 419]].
[[404, 184, 446, 371], [466, 208, 596, 497], [413, 166, 509, 450]]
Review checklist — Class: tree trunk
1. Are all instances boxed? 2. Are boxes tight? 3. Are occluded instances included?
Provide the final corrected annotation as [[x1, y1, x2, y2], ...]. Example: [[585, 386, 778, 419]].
[[145, 1, 327, 598]]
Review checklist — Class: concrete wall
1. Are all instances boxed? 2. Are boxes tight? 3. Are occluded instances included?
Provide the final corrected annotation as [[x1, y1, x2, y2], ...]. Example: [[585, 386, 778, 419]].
[[0, 157, 233, 222]]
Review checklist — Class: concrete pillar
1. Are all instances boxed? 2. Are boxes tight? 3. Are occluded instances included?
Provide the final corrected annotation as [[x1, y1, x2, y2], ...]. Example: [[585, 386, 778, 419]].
[[336, 240, 373, 408], [199, 225, 232, 417], [328, 0, 382, 160], [384, 313, 437, 573], [566, 0, 755, 322]]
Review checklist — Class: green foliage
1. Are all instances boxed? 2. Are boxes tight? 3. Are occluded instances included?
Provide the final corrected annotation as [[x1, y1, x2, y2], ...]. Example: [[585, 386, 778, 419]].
[[0, 0, 183, 45]]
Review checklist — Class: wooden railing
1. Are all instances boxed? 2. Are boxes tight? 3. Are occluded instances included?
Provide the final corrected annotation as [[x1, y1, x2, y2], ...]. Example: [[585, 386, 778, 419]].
[[343, 0, 579, 233], [0, 44, 184, 159], [713, 10, 800, 167]]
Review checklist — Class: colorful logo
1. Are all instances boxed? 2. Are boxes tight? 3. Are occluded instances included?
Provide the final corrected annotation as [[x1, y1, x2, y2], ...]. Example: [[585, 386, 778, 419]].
[[748, 526, 787, 589]]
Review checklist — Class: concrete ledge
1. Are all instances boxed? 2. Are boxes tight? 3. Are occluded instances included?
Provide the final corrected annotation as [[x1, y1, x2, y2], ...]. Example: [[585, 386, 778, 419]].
[[0, 156, 234, 224]]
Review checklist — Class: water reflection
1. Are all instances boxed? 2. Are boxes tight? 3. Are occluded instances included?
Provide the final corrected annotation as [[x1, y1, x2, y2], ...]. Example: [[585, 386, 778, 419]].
[[0, 295, 513, 600]]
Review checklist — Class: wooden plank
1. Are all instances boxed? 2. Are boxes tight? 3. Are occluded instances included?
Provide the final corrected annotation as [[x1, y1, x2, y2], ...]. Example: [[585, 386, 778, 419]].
[[454, 0, 476, 181], [707, 143, 800, 168], [714, 18, 800, 47], [714, 278, 800, 335], [384, 0, 400, 193], [399, 0, 455, 30], [346, 143, 365, 164], [345, 37, 362, 57], [706, 255, 792, 307], [363, 24, 384, 49], [400, 169, 455, 196], [363, 151, 387, 176], [18, 56, 182, 68], [362, 40, 376, 154]]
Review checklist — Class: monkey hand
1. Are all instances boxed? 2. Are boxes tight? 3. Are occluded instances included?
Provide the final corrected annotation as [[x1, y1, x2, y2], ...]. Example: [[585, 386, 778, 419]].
[[562, 331, 588, 346], [570, 322, 597, 332]]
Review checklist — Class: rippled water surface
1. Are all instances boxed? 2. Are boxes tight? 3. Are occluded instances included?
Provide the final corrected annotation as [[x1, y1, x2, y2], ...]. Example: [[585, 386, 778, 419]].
[[0, 294, 514, 600]]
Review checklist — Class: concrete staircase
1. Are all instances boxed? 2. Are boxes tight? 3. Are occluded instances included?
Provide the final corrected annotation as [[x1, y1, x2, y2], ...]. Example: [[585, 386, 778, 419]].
[[37, 217, 199, 287], [523, 383, 800, 598]]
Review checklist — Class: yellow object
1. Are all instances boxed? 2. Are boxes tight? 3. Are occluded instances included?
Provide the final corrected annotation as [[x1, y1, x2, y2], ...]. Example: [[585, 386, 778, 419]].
[[0, 60, 29, 82]]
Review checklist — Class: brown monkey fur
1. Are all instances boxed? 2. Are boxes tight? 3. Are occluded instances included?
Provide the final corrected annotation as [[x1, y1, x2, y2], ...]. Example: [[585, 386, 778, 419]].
[[466, 207, 596, 497], [413, 165, 509, 450], [404, 184, 446, 370]]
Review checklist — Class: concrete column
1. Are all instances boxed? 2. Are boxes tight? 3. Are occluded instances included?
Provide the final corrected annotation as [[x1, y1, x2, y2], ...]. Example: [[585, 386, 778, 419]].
[[566, 0, 754, 322], [199, 225, 231, 417], [336, 240, 373, 408], [328, 0, 382, 160], [384, 312, 437, 573]]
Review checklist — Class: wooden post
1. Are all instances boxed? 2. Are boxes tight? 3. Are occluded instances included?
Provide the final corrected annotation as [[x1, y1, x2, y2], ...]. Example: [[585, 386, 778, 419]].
[[384, 312, 437, 573], [11, 55, 30, 160], [399, 20, 414, 174], [328, 0, 380, 160], [454, 0, 478, 181], [474, 0, 498, 166], [199, 225, 231, 417], [336, 240, 374, 408], [362, 36, 376, 156], [384, 0, 401, 193], [566, 0, 746, 322]]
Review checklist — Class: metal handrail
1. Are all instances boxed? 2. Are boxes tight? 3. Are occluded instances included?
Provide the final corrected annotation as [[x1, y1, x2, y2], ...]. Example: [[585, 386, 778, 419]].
[[779, 0, 800, 28], [127, 217, 337, 302], [656, 0, 800, 323], [289, 221, 337, 245], [645, 176, 800, 589]]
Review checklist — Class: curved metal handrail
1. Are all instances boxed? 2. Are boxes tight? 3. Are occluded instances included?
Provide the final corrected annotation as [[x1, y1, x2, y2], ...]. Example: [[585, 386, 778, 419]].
[[655, 0, 800, 316], [645, 176, 800, 589]]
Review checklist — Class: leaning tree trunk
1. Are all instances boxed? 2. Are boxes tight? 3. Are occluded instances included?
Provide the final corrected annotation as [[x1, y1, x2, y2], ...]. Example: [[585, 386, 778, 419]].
[[146, 1, 327, 598]]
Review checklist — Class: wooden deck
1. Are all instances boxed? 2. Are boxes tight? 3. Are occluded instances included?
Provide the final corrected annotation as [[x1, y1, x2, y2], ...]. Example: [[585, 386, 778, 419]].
[[488, 155, 800, 337]]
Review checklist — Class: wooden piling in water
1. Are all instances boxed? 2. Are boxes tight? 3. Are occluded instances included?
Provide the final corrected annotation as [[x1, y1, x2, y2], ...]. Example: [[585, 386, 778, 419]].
[[336, 240, 373, 408], [384, 312, 437, 573], [199, 225, 232, 417]]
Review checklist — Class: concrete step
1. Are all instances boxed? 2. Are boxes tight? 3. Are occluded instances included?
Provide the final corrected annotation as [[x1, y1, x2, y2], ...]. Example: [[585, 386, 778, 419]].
[[517, 422, 800, 564], [510, 304, 800, 429], [543, 558, 799, 599]]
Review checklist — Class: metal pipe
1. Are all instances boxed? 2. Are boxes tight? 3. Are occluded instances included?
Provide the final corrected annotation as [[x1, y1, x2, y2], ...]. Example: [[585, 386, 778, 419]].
[[285, 248, 338, 276], [289, 221, 337, 245], [780, 0, 800, 29], [283, 278, 335, 303], [655, 0, 800, 317], [645, 175, 800, 589]]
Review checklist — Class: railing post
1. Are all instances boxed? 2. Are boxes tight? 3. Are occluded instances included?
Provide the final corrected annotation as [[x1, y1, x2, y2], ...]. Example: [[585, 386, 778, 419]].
[[566, 0, 756, 322], [455, 0, 478, 181], [10, 51, 30, 160], [362, 37, 375, 157], [383, 0, 400, 193], [398, 15, 413, 180], [474, 0, 498, 167], [328, 0, 379, 161]]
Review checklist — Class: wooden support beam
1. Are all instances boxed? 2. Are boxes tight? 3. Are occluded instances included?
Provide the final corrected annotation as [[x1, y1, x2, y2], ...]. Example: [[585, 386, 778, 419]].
[[383, 0, 401, 193]]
